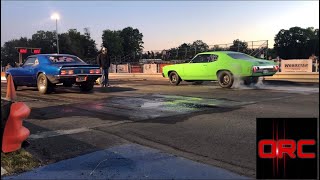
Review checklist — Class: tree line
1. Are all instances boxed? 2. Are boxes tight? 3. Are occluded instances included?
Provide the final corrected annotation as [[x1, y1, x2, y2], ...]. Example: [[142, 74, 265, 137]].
[[1, 26, 318, 66]]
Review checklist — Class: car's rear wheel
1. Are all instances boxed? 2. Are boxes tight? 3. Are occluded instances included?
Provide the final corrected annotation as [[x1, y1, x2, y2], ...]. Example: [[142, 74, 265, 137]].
[[218, 71, 234, 88], [79, 81, 94, 92], [169, 72, 181, 86], [37, 73, 53, 94]]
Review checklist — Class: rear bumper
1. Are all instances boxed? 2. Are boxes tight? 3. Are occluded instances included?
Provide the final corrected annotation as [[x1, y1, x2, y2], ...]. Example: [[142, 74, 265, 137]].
[[251, 65, 278, 76], [251, 71, 277, 76], [48, 74, 102, 84]]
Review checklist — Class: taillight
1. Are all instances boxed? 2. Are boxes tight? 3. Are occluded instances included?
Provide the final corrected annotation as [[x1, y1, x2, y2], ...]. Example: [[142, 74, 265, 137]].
[[95, 69, 101, 74], [252, 66, 257, 73], [61, 70, 73, 75], [90, 69, 95, 74], [274, 65, 279, 71]]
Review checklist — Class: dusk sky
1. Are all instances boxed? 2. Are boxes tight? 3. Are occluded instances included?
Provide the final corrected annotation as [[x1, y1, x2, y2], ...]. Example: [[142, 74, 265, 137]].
[[1, 1, 319, 51]]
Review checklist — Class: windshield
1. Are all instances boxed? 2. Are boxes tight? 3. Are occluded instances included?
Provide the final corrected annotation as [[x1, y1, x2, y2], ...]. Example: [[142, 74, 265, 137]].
[[227, 53, 256, 60], [47, 55, 85, 63]]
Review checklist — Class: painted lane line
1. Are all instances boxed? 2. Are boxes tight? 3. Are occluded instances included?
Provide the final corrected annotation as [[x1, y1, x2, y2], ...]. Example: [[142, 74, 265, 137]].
[[28, 120, 132, 140], [28, 128, 91, 140]]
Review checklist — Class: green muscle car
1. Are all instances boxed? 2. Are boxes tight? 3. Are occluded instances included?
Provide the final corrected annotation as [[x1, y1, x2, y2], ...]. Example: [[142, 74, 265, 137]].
[[162, 51, 279, 88]]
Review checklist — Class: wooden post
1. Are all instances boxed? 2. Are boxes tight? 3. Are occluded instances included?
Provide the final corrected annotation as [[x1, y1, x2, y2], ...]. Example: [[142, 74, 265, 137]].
[[19, 53, 22, 65]]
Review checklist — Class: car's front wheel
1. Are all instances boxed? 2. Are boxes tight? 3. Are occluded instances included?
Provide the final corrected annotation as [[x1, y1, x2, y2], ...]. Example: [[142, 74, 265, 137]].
[[79, 81, 94, 92], [218, 71, 234, 88], [37, 73, 53, 94], [169, 72, 181, 86]]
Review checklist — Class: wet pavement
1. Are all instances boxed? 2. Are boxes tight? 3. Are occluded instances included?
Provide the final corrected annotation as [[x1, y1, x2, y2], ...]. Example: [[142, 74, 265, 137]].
[[73, 94, 253, 120]]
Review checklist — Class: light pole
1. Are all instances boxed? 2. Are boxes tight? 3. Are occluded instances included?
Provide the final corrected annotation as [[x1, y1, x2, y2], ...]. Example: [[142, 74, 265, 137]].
[[51, 13, 60, 54]]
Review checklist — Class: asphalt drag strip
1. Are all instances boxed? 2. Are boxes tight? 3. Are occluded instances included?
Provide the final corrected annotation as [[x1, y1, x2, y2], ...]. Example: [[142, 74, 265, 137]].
[[72, 94, 254, 121]]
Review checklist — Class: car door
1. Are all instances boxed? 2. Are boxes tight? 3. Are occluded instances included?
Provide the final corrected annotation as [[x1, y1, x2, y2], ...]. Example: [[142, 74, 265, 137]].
[[205, 54, 220, 80], [20, 57, 37, 85], [183, 54, 212, 80]]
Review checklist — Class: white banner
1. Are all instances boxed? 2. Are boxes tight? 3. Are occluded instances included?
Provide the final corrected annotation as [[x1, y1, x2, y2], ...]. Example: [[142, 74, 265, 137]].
[[116, 64, 129, 73], [143, 64, 158, 74], [281, 59, 313, 72]]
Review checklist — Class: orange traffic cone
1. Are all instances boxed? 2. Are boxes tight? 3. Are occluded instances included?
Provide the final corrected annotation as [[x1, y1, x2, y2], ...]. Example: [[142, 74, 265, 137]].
[[2, 102, 31, 153], [6, 75, 17, 101]]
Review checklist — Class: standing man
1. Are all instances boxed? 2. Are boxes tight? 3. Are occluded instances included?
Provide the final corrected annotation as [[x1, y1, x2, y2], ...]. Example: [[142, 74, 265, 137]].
[[97, 47, 111, 87]]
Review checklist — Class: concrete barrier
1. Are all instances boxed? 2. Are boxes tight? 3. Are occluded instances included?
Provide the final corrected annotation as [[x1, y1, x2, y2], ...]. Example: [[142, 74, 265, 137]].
[[263, 72, 319, 83], [109, 73, 164, 80]]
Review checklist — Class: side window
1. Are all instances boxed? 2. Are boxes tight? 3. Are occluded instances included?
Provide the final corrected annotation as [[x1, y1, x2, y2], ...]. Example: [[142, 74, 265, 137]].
[[192, 54, 211, 63], [23, 57, 36, 66], [208, 54, 219, 62]]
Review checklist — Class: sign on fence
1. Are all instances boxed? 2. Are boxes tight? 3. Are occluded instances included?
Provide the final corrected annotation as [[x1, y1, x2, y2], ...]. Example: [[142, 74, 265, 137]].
[[143, 64, 158, 74], [110, 64, 117, 73], [130, 65, 143, 73], [281, 59, 313, 72], [117, 64, 129, 73]]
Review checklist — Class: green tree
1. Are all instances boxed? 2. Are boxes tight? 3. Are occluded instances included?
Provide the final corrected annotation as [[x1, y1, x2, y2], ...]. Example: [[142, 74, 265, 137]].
[[101, 30, 124, 57], [120, 27, 144, 56], [210, 45, 225, 51], [192, 40, 209, 54], [1, 37, 30, 66], [176, 43, 191, 59], [229, 39, 248, 53], [29, 30, 56, 53], [274, 26, 319, 59], [82, 28, 98, 60]]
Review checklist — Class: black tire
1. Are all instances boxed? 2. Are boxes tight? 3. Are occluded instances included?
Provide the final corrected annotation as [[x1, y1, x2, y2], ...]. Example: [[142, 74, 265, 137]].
[[169, 72, 181, 86], [217, 71, 234, 88], [243, 77, 259, 86], [7, 75, 18, 90], [192, 81, 203, 85], [79, 81, 94, 92], [37, 73, 52, 94]]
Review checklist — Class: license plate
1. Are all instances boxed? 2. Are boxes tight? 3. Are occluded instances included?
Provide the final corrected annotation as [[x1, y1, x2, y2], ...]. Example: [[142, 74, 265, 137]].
[[263, 70, 269, 74], [76, 76, 87, 82]]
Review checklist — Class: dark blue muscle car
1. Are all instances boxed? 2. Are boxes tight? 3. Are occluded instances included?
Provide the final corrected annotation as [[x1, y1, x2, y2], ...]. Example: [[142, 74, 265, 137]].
[[5, 54, 102, 94]]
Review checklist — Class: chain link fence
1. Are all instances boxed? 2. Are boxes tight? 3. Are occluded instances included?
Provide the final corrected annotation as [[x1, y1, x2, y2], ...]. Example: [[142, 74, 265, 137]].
[[86, 40, 269, 65]]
